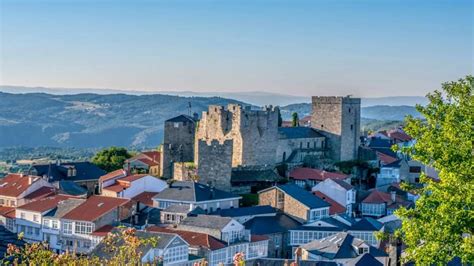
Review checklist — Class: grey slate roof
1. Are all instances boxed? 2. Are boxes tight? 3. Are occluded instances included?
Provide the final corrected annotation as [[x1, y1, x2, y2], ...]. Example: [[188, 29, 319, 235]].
[[0, 225, 25, 260], [44, 198, 86, 218], [244, 213, 301, 235], [345, 253, 383, 266], [29, 161, 106, 182], [90, 229, 179, 260], [301, 232, 387, 260], [278, 127, 325, 139], [329, 178, 353, 190], [153, 181, 240, 203], [383, 159, 402, 168], [368, 137, 392, 148], [178, 215, 233, 231], [350, 217, 383, 231], [264, 183, 330, 210], [165, 114, 197, 123], [231, 168, 282, 183], [213, 205, 276, 218], [57, 181, 88, 196], [293, 216, 383, 233], [163, 204, 192, 214]]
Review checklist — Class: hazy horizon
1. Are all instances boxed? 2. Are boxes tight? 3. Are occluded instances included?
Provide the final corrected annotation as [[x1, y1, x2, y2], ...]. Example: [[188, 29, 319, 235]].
[[1, 0, 472, 97]]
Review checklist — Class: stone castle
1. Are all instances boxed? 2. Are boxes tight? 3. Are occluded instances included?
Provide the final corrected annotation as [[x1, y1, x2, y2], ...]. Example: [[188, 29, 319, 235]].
[[161, 96, 361, 191]]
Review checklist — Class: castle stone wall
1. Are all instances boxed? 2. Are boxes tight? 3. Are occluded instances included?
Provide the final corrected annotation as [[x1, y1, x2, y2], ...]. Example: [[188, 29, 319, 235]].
[[195, 139, 233, 191], [195, 104, 279, 167], [161, 118, 196, 178]]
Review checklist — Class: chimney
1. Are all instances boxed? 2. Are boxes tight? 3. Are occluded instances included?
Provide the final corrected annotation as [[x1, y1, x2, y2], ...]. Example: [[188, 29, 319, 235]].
[[390, 191, 396, 203], [193, 112, 199, 121], [28, 176, 34, 185], [56, 160, 61, 166]]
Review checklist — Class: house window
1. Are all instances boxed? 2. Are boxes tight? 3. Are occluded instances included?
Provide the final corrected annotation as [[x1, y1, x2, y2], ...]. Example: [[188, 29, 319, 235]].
[[43, 219, 50, 228], [10, 201, 16, 207], [348, 108, 351, 113], [350, 124, 354, 130], [63, 221, 73, 234], [307, 142, 310, 148], [0, 199, 4, 205], [164, 245, 188, 263], [52, 220, 59, 229], [20, 212, 25, 219], [34, 228, 40, 235], [75, 222, 93, 235], [358, 247, 369, 254], [33, 215, 39, 222], [173, 122, 180, 128]]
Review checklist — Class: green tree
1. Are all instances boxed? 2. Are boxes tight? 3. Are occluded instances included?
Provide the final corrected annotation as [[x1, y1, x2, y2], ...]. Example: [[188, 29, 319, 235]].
[[92, 147, 132, 172], [291, 112, 299, 127], [394, 76, 473, 264]]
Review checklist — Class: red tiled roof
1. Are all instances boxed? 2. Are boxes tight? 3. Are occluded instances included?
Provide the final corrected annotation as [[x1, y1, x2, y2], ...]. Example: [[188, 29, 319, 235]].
[[62, 195, 129, 222], [137, 158, 159, 167], [0, 206, 15, 217], [290, 168, 349, 182], [17, 195, 72, 213], [132, 192, 158, 207], [147, 226, 226, 250], [119, 174, 147, 183], [362, 190, 410, 208], [91, 225, 115, 237], [388, 131, 412, 142], [24, 186, 55, 200], [102, 184, 125, 193], [142, 151, 161, 160], [0, 174, 42, 197], [376, 152, 399, 165], [99, 169, 127, 183], [313, 191, 346, 215], [251, 235, 269, 242]]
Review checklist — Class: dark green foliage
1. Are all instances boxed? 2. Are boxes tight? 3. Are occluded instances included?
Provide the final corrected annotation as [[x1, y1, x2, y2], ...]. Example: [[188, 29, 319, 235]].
[[240, 193, 259, 207], [291, 112, 299, 127], [277, 109, 283, 127], [91, 147, 132, 172]]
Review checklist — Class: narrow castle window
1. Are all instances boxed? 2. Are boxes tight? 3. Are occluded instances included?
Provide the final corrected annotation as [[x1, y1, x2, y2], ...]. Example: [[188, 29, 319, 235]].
[[349, 108, 351, 113], [321, 124, 324, 128], [351, 124, 354, 130]]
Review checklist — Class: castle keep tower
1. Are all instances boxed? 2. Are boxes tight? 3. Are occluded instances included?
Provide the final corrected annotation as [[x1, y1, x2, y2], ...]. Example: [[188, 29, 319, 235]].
[[161, 115, 197, 178], [311, 96, 361, 161], [195, 104, 279, 167]]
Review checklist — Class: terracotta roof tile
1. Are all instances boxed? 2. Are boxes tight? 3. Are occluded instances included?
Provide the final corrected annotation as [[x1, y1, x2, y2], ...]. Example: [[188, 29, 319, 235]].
[[376, 152, 399, 165], [24, 186, 55, 200], [17, 195, 72, 213], [132, 192, 158, 207], [0, 174, 42, 197], [147, 226, 226, 250], [119, 174, 147, 183], [137, 158, 159, 167], [62, 195, 129, 222], [91, 225, 115, 237], [102, 184, 125, 193], [251, 235, 269, 242], [290, 168, 348, 181], [362, 190, 410, 208], [99, 169, 128, 183], [313, 191, 346, 215], [0, 206, 15, 217]]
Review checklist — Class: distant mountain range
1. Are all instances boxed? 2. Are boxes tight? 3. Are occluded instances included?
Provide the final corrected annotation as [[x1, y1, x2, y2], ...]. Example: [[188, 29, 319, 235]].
[[0, 87, 424, 148], [0, 85, 428, 107]]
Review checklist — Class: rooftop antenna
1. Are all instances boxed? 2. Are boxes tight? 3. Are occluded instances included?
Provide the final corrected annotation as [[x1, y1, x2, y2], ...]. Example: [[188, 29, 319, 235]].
[[188, 101, 192, 116]]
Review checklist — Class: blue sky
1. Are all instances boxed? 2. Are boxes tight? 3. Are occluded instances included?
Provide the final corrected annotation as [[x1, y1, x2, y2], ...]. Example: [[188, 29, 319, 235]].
[[0, 0, 472, 97]]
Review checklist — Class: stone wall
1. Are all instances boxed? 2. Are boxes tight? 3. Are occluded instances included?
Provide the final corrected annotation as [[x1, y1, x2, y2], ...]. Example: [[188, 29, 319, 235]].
[[161, 118, 196, 178], [311, 96, 360, 161], [195, 104, 279, 167], [258, 189, 278, 207], [283, 193, 309, 222], [195, 139, 233, 191], [172, 162, 196, 181]]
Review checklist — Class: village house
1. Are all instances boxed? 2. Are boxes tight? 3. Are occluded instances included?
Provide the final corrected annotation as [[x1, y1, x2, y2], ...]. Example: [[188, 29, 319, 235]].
[[148, 224, 269, 266], [28, 161, 106, 193], [312, 191, 347, 215], [0, 206, 16, 232], [15, 195, 72, 243], [152, 181, 241, 213], [258, 184, 330, 223], [160, 205, 205, 225], [276, 127, 326, 165], [244, 212, 301, 258], [91, 229, 192, 265], [211, 205, 277, 224], [59, 196, 131, 253], [289, 167, 350, 189], [100, 173, 167, 198], [0, 173, 53, 207], [42, 198, 86, 251], [124, 151, 161, 176], [298, 232, 388, 264], [360, 190, 412, 218], [289, 215, 384, 248], [312, 178, 356, 215]]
